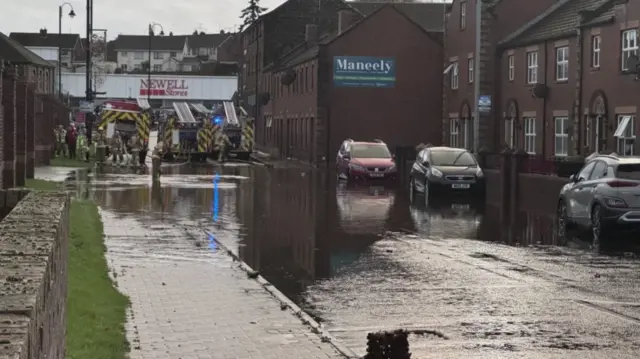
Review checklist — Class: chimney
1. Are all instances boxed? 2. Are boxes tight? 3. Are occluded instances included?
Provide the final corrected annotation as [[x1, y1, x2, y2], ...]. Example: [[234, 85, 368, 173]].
[[305, 24, 318, 45], [338, 10, 355, 35]]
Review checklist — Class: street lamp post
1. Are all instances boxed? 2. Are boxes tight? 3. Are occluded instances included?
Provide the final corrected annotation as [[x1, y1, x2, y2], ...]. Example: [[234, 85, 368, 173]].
[[58, 2, 75, 99], [147, 23, 164, 105]]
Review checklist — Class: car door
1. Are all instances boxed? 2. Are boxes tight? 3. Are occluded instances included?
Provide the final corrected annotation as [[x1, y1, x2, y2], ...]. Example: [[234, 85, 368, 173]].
[[574, 160, 608, 224], [566, 161, 596, 221]]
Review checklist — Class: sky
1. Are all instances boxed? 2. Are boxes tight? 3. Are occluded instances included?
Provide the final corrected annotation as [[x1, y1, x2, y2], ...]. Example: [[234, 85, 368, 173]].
[[1, 0, 289, 39]]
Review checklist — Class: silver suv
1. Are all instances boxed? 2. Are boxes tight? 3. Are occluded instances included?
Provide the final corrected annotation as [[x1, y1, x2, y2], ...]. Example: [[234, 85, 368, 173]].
[[557, 154, 640, 247]]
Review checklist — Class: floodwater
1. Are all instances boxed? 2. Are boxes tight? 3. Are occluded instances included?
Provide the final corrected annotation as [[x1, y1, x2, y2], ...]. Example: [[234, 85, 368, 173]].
[[64, 164, 640, 358]]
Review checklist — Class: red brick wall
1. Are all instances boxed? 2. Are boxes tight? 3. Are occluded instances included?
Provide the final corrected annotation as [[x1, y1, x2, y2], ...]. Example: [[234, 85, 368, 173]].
[[0, 62, 4, 189], [2, 66, 17, 189], [26, 84, 37, 178], [15, 81, 27, 187]]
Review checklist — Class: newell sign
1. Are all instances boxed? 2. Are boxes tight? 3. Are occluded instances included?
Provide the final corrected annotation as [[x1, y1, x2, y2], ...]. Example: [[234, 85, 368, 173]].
[[333, 56, 396, 88]]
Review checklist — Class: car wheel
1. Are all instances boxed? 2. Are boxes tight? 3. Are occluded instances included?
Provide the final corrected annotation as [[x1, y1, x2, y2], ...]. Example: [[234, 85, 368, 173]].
[[556, 200, 569, 246], [591, 204, 604, 251]]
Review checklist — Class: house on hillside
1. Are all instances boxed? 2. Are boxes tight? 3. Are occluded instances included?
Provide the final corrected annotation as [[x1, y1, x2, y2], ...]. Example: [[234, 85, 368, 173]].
[[9, 32, 81, 70]]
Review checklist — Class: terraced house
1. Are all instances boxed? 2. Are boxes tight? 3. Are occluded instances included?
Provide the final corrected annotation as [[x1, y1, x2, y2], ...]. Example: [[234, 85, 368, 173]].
[[443, 0, 560, 151], [497, 0, 639, 158]]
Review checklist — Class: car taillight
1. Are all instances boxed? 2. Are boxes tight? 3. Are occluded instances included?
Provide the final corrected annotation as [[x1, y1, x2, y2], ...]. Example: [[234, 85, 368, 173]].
[[606, 180, 638, 187]]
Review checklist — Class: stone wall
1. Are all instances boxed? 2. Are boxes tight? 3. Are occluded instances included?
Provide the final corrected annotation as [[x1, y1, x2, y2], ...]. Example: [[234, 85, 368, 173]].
[[0, 190, 70, 359]]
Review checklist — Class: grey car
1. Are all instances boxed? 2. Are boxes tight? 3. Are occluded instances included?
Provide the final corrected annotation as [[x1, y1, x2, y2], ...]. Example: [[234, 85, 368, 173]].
[[409, 146, 485, 201], [557, 154, 640, 247]]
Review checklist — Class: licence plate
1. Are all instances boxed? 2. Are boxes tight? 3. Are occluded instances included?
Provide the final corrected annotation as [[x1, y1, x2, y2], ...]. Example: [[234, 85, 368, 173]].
[[370, 173, 384, 178], [451, 183, 470, 189]]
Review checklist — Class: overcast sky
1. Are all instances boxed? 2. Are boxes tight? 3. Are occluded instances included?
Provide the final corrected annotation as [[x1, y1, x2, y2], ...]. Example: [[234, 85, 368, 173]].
[[1, 0, 288, 39]]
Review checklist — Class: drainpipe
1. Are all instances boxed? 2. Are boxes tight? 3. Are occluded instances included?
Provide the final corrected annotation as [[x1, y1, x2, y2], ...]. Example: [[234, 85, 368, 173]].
[[472, 0, 482, 153], [542, 40, 548, 159], [575, 27, 584, 155]]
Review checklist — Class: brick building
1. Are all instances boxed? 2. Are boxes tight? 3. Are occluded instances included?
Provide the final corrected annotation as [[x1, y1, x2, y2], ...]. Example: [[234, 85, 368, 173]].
[[1, 32, 67, 189], [248, 2, 445, 165], [443, 0, 561, 151], [496, 0, 639, 159]]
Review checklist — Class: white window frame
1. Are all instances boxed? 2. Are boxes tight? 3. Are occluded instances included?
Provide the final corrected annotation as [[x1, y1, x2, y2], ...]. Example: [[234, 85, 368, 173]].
[[554, 117, 569, 157], [504, 118, 514, 147], [556, 46, 569, 81], [460, 2, 466, 30], [468, 58, 474, 83], [134, 51, 144, 60], [508, 55, 515, 81], [153, 64, 162, 72], [451, 62, 459, 89], [592, 35, 601, 68], [622, 29, 638, 71], [450, 119, 460, 147], [524, 117, 536, 154], [526, 51, 538, 84], [615, 115, 636, 155]]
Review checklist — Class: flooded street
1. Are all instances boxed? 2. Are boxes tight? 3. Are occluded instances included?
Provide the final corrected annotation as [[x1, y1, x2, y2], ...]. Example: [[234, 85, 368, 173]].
[[65, 164, 640, 358]]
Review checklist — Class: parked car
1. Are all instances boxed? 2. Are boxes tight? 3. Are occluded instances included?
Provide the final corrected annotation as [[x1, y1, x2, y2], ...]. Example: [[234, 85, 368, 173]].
[[336, 139, 397, 180], [409, 146, 485, 201], [556, 154, 640, 247]]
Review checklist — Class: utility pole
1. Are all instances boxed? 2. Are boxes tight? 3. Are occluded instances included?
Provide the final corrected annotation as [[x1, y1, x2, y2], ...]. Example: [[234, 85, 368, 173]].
[[254, 21, 259, 121], [85, 0, 93, 101], [472, 0, 481, 153]]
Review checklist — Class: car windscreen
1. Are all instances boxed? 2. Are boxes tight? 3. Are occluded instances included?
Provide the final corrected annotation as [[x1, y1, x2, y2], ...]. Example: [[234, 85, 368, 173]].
[[352, 144, 391, 158], [430, 150, 477, 166], [616, 164, 640, 180]]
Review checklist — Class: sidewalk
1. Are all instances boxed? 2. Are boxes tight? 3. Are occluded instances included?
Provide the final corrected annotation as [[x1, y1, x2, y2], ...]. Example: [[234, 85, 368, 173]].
[[101, 211, 345, 359]]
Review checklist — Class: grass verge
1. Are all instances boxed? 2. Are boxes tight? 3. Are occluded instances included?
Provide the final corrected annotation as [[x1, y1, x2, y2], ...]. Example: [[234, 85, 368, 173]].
[[25, 179, 62, 191], [51, 157, 92, 168], [25, 180, 130, 359]]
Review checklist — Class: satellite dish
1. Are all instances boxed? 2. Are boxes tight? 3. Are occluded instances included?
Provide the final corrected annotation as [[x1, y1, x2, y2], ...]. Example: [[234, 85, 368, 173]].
[[626, 54, 639, 73]]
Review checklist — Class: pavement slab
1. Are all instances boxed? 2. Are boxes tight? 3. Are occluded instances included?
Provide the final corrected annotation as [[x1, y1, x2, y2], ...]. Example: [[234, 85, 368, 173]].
[[101, 211, 345, 359]]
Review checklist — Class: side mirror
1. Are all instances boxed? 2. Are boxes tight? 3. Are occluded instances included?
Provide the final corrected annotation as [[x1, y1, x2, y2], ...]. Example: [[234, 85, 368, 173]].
[[392, 154, 396, 161], [422, 161, 430, 167], [569, 174, 577, 182]]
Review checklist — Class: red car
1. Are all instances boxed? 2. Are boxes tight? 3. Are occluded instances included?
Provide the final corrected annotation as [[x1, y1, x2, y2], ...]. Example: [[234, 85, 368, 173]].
[[336, 139, 397, 180]]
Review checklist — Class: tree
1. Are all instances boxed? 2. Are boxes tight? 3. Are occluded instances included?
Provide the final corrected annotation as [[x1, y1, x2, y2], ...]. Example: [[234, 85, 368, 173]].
[[239, 0, 267, 31]]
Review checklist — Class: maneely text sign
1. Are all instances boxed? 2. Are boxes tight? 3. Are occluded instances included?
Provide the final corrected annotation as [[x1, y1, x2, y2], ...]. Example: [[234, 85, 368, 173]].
[[333, 56, 396, 88], [139, 78, 189, 97]]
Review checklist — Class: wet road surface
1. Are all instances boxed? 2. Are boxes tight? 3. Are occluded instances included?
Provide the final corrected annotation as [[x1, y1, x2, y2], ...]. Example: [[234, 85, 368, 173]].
[[61, 164, 640, 358]]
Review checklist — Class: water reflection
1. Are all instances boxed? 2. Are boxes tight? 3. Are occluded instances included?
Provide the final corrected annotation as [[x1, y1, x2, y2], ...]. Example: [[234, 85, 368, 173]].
[[409, 194, 483, 238]]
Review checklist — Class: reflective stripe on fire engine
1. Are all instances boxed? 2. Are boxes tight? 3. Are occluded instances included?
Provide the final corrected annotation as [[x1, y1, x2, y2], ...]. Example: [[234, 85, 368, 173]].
[[241, 118, 254, 152], [136, 112, 150, 141], [99, 110, 139, 129], [197, 123, 215, 153], [163, 118, 175, 150]]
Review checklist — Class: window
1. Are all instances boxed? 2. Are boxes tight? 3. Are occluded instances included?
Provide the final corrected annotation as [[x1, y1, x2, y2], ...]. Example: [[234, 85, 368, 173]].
[[468, 58, 474, 83], [134, 52, 144, 60], [622, 29, 638, 71], [590, 161, 609, 180], [430, 150, 477, 166], [524, 117, 536, 154], [554, 117, 570, 156], [577, 162, 596, 181], [617, 164, 640, 180], [460, 2, 466, 30], [614, 115, 635, 155], [592, 35, 601, 68], [526, 51, 538, 84], [556, 46, 569, 81], [121, 64, 128, 71], [451, 62, 459, 89], [170, 52, 177, 58], [508, 55, 515, 81], [153, 64, 162, 72], [351, 144, 391, 159], [450, 119, 459, 147], [153, 52, 163, 60], [121, 51, 128, 56]]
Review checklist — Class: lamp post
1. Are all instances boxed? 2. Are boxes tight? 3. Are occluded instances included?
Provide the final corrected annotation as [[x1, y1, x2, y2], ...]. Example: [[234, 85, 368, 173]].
[[147, 23, 164, 105], [58, 2, 75, 99]]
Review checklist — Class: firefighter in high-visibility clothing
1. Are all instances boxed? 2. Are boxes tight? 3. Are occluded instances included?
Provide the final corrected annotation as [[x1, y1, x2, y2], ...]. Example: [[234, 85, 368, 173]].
[[128, 134, 140, 168], [55, 125, 67, 157], [217, 133, 232, 162], [77, 128, 87, 161], [109, 131, 125, 165]]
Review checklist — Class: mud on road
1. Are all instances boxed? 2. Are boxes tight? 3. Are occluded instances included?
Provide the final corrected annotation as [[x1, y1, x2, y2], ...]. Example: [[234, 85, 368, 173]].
[[63, 164, 640, 358]]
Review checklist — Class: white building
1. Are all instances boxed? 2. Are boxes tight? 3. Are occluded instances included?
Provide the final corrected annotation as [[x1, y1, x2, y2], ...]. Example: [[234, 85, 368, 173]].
[[112, 32, 232, 73]]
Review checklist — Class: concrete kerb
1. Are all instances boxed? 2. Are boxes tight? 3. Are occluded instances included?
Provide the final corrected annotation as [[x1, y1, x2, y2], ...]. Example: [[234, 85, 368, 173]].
[[203, 230, 360, 359]]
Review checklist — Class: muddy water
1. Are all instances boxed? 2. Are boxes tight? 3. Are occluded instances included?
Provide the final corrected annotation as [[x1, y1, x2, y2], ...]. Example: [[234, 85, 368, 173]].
[[64, 165, 640, 358]]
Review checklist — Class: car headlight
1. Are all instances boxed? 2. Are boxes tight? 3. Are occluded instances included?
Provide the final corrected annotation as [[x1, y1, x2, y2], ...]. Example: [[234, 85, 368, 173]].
[[349, 163, 366, 171], [430, 168, 443, 178], [386, 164, 396, 171], [476, 168, 484, 177]]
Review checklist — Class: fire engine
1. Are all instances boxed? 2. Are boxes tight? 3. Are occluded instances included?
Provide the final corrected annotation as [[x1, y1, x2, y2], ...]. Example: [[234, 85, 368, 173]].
[[97, 98, 151, 162]]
